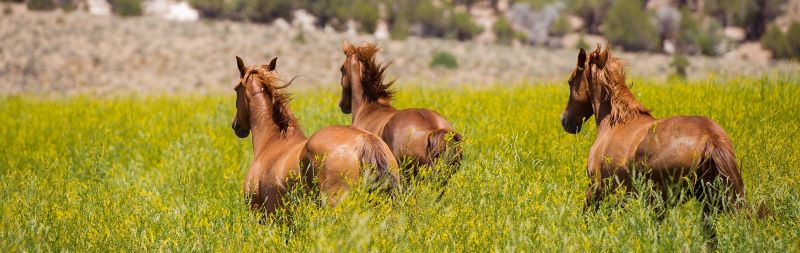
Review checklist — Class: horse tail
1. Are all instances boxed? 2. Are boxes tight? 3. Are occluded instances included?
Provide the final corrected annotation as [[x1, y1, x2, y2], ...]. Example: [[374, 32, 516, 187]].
[[427, 129, 463, 168], [356, 134, 399, 196], [703, 136, 746, 210]]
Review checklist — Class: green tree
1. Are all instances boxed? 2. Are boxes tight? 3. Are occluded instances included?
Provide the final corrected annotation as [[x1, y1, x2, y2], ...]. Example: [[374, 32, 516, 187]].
[[604, 0, 660, 51]]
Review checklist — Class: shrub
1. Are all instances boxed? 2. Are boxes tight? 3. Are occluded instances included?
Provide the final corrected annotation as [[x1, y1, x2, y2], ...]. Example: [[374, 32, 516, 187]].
[[703, 0, 786, 40], [568, 0, 613, 34], [3, 4, 12, 14], [448, 11, 483, 40], [576, 32, 589, 49], [108, 0, 142, 16], [761, 23, 791, 59], [549, 14, 570, 37], [604, 0, 660, 52], [26, 0, 56, 11], [670, 53, 689, 79], [241, 0, 292, 23], [430, 51, 458, 69], [60, 0, 76, 12], [190, 0, 226, 18], [494, 15, 516, 45], [390, 14, 411, 40], [787, 22, 800, 59]]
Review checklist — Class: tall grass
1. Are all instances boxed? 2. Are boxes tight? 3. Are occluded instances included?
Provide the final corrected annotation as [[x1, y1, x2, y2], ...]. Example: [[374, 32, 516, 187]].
[[1, 77, 798, 251]]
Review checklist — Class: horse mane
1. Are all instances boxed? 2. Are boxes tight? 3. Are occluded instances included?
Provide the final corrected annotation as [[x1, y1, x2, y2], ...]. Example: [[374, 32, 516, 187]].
[[252, 65, 300, 134], [590, 47, 651, 125], [354, 44, 395, 102]]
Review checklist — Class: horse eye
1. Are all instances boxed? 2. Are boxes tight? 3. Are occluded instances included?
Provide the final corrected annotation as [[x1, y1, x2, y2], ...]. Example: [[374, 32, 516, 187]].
[[340, 66, 345, 73]]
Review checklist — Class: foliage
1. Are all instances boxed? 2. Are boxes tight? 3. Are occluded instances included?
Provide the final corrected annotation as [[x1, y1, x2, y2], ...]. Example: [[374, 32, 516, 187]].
[[1, 77, 799, 251], [566, 0, 613, 34], [108, 0, 142, 17], [761, 23, 791, 60], [493, 15, 516, 45], [576, 32, 589, 49], [390, 14, 411, 40], [670, 53, 690, 79], [604, 0, 660, 52], [26, 0, 56, 11], [787, 22, 800, 60], [676, 8, 722, 56], [448, 11, 483, 40], [548, 14, 570, 37], [430, 51, 459, 69], [703, 0, 787, 40]]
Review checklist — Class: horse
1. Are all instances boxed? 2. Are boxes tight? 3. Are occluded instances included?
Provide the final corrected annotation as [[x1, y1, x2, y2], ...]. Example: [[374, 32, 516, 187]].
[[231, 56, 399, 217], [338, 42, 463, 183], [560, 45, 745, 237]]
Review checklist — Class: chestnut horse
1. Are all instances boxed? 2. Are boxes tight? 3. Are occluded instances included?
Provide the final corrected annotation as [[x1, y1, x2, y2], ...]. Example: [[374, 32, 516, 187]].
[[560, 45, 745, 229], [231, 56, 399, 216], [338, 42, 462, 181]]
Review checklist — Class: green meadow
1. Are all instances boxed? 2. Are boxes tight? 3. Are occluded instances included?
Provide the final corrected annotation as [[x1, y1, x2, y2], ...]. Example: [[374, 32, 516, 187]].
[[1, 77, 798, 251]]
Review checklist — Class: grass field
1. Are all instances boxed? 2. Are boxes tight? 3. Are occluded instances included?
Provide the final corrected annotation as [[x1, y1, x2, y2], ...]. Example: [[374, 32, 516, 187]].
[[1, 76, 799, 251]]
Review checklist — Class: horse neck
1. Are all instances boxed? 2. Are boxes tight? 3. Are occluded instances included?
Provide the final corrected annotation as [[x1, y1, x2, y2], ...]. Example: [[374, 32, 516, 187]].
[[248, 94, 304, 156], [590, 82, 652, 132]]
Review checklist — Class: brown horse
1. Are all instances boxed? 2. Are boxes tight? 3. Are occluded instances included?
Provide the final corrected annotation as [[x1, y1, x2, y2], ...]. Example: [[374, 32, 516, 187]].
[[560, 45, 745, 223], [338, 42, 462, 181], [231, 56, 399, 216]]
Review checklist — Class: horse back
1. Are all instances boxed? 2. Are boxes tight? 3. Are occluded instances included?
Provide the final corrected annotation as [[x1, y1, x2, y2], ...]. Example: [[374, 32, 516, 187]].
[[382, 108, 454, 162]]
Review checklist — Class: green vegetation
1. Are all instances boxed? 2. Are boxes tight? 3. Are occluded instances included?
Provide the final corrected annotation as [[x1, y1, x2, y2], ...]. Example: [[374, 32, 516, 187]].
[[25, 0, 56, 11], [493, 16, 516, 45], [108, 0, 142, 17], [761, 22, 800, 60], [604, 0, 660, 52], [670, 53, 690, 79], [1, 77, 799, 251], [430, 51, 459, 69], [548, 14, 571, 37]]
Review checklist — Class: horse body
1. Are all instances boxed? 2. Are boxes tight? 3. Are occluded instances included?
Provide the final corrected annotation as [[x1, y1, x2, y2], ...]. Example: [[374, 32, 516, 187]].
[[561, 46, 744, 218], [586, 115, 744, 205], [339, 42, 462, 174], [355, 104, 456, 166], [232, 57, 399, 216]]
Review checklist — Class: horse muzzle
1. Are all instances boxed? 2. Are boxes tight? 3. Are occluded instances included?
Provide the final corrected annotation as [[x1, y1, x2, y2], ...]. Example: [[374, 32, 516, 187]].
[[339, 100, 351, 114], [231, 121, 250, 138], [560, 111, 582, 134]]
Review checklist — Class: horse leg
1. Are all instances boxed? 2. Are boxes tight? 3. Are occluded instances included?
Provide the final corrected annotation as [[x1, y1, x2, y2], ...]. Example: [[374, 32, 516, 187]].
[[583, 183, 603, 214]]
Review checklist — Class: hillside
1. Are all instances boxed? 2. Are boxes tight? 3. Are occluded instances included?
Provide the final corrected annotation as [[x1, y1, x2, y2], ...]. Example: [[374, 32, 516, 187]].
[[1, 6, 798, 95]]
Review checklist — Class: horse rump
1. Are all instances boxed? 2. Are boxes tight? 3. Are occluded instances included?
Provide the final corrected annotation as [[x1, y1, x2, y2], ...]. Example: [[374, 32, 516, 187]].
[[427, 129, 463, 168]]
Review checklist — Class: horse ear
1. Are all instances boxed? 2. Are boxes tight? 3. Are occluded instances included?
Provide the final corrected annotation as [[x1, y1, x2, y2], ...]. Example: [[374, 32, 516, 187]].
[[342, 41, 354, 55], [577, 48, 587, 70], [236, 56, 246, 78], [595, 45, 609, 69], [268, 57, 278, 71]]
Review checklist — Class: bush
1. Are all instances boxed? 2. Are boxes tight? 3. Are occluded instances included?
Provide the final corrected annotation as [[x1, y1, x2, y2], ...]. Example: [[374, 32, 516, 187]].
[[26, 0, 56, 11], [670, 53, 689, 79], [494, 15, 516, 45], [190, 0, 226, 18], [604, 0, 660, 52], [787, 22, 800, 59], [390, 14, 411, 40], [448, 11, 483, 40], [761, 23, 791, 59], [568, 0, 613, 34], [108, 0, 142, 16], [430, 51, 458, 69], [576, 32, 589, 49], [703, 0, 786, 40], [549, 14, 570, 37]]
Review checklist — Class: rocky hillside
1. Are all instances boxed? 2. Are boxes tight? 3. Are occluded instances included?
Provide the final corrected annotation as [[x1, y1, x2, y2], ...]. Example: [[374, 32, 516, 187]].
[[0, 6, 798, 95]]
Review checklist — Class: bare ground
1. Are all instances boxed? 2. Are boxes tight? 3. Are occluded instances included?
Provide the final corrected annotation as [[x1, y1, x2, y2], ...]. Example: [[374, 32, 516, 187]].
[[1, 5, 798, 96]]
